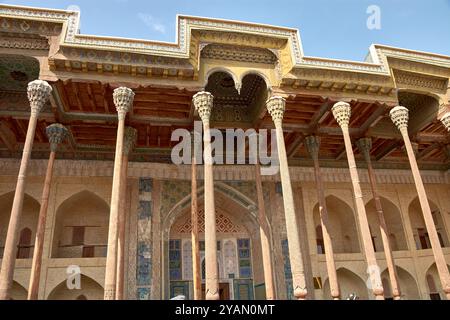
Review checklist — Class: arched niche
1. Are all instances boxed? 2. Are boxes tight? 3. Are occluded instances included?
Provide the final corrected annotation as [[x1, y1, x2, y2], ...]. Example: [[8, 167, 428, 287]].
[[0, 54, 40, 92], [51, 190, 110, 258], [365, 197, 408, 251], [425, 263, 450, 300], [380, 266, 420, 300], [0, 191, 40, 259], [397, 91, 441, 134], [408, 197, 449, 250], [313, 195, 360, 254], [204, 71, 268, 125], [323, 268, 368, 300], [47, 274, 104, 300]]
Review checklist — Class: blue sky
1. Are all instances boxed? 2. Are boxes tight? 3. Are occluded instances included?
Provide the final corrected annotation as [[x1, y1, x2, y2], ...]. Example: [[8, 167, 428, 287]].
[[1, 0, 449, 61]]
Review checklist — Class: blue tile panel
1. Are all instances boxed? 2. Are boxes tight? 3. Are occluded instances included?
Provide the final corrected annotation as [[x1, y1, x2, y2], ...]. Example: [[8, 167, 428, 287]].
[[139, 177, 153, 193], [281, 239, 294, 300], [138, 200, 152, 219], [237, 238, 252, 279], [169, 239, 182, 280], [137, 242, 151, 286], [137, 287, 150, 300]]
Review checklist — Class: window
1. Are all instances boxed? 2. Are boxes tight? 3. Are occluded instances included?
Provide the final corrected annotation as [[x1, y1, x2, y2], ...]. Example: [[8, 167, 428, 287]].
[[418, 228, 431, 249], [316, 226, 324, 254], [72, 226, 85, 246], [426, 274, 441, 300], [82, 246, 95, 258], [17, 228, 32, 259]]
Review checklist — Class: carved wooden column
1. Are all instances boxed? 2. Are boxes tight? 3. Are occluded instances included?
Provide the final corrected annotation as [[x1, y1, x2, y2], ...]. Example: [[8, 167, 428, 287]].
[[357, 137, 401, 300], [332, 102, 384, 300], [266, 96, 307, 300], [391, 106, 450, 300], [0, 80, 52, 300], [191, 130, 202, 300], [104, 87, 134, 300], [28, 124, 68, 300], [305, 136, 340, 300], [116, 126, 137, 300], [255, 161, 275, 300], [192, 92, 219, 300]]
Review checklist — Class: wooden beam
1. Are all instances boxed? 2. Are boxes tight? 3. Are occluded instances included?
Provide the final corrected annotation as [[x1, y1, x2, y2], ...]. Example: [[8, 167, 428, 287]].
[[0, 120, 17, 151], [71, 81, 84, 111], [86, 83, 97, 112], [375, 140, 402, 161], [307, 100, 332, 133], [287, 133, 304, 159], [417, 143, 441, 161], [357, 105, 386, 135]]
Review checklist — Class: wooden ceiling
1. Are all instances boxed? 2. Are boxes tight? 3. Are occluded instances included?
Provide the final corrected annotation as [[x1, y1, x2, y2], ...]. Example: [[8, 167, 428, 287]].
[[0, 78, 448, 169]]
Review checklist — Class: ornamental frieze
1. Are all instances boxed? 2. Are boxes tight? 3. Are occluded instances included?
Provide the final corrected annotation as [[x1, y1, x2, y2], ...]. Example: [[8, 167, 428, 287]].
[[394, 69, 448, 92]]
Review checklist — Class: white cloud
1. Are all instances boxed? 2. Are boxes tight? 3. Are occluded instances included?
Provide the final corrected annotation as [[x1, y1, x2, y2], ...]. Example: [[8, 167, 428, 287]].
[[138, 13, 166, 34]]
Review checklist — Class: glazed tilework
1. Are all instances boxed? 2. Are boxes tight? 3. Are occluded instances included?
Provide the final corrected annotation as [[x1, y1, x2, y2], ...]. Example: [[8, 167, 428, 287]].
[[281, 239, 294, 300], [237, 238, 252, 279], [136, 177, 153, 299], [160, 180, 191, 216], [225, 181, 256, 201]]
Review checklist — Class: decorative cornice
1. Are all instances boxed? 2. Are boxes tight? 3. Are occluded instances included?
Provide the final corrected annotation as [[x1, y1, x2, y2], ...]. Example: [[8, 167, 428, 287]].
[[0, 158, 447, 185]]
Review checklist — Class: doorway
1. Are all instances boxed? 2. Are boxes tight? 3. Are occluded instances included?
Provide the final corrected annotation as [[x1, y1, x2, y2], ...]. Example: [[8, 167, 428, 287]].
[[202, 283, 230, 300]]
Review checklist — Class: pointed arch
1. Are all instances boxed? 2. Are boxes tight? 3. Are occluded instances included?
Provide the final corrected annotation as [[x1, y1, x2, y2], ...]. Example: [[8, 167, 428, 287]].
[[47, 274, 104, 300], [322, 268, 368, 300], [408, 197, 449, 250], [163, 181, 258, 235], [425, 263, 450, 300], [239, 70, 272, 91], [380, 266, 420, 299], [0, 191, 40, 259], [52, 190, 110, 258], [312, 195, 360, 253], [204, 67, 239, 89], [365, 196, 408, 251]]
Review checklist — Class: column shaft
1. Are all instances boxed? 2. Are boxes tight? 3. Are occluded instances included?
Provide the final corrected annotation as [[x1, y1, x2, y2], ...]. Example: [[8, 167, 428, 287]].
[[275, 123, 307, 300], [191, 154, 202, 300], [365, 155, 401, 300], [255, 162, 275, 300], [0, 112, 39, 300], [27, 150, 55, 300], [401, 130, 450, 299], [116, 153, 128, 300], [104, 116, 126, 300], [341, 127, 384, 299], [310, 152, 340, 300], [203, 120, 219, 300]]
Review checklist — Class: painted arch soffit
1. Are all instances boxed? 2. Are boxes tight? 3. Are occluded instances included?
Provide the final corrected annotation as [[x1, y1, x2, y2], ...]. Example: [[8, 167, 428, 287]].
[[1, 4, 450, 79]]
